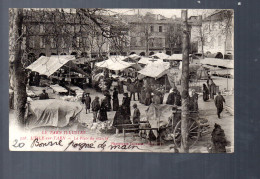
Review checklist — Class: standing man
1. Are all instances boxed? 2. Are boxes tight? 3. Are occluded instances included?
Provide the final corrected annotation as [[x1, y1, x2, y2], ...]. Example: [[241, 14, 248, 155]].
[[214, 92, 226, 119], [91, 96, 100, 123], [132, 103, 140, 124], [83, 93, 91, 114]]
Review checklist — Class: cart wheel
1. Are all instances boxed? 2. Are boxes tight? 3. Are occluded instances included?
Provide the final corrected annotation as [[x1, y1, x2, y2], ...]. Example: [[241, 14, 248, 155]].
[[173, 118, 200, 148]]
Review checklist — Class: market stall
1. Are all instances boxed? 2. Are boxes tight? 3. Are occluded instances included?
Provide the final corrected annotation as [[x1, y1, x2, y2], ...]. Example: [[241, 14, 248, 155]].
[[26, 99, 83, 129]]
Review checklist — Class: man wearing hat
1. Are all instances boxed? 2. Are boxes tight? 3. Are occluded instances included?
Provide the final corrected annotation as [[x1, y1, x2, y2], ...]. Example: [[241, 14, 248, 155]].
[[132, 103, 140, 124], [91, 96, 100, 122], [39, 89, 49, 100], [83, 92, 91, 114]]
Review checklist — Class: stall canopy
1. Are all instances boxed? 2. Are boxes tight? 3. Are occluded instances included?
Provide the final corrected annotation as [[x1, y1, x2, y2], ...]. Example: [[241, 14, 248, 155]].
[[166, 54, 183, 61], [27, 55, 76, 76], [95, 58, 135, 71], [200, 58, 234, 69], [138, 61, 170, 79], [73, 57, 96, 64], [138, 57, 163, 65], [128, 54, 141, 60], [26, 99, 82, 129], [151, 52, 169, 59]]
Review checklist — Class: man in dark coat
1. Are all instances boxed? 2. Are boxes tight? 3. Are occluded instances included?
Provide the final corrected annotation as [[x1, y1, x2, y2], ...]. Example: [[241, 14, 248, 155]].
[[122, 93, 131, 120], [39, 89, 49, 100], [99, 98, 108, 122], [132, 103, 140, 124], [83, 93, 91, 114], [214, 92, 226, 119], [91, 96, 100, 123], [112, 88, 119, 111]]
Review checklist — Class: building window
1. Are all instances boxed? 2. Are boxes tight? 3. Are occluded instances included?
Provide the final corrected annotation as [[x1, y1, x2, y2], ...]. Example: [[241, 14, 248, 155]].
[[39, 25, 44, 33], [61, 37, 66, 48], [76, 37, 80, 47], [218, 36, 222, 46], [159, 26, 163, 32], [150, 26, 154, 32], [130, 37, 137, 46], [50, 37, 56, 48], [29, 37, 35, 48], [40, 37, 45, 48]]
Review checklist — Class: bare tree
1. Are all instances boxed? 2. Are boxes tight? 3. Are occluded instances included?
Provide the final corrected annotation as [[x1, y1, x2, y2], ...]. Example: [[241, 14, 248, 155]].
[[9, 8, 131, 125], [166, 23, 182, 54]]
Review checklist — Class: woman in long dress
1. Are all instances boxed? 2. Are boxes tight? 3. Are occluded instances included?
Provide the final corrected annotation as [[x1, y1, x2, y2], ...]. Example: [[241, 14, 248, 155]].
[[99, 98, 108, 121], [112, 88, 119, 111]]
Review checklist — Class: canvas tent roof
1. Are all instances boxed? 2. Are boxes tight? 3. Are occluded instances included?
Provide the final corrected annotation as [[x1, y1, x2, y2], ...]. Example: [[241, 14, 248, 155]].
[[151, 52, 169, 59], [128, 54, 141, 60], [200, 58, 234, 69], [166, 54, 183, 61], [95, 58, 135, 71], [73, 57, 95, 64], [138, 57, 163, 65], [26, 55, 76, 76], [138, 61, 170, 79]]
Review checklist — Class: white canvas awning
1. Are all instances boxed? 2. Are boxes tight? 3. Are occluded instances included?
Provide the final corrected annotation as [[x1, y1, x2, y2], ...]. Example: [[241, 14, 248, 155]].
[[151, 52, 169, 59], [95, 58, 135, 71], [166, 54, 183, 61], [138, 57, 163, 65], [200, 58, 234, 69], [26, 55, 76, 76], [138, 61, 170, 79]]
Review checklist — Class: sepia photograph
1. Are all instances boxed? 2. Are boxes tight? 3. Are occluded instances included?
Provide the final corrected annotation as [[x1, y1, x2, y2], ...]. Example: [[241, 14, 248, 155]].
[[9, 8, 234, 153]]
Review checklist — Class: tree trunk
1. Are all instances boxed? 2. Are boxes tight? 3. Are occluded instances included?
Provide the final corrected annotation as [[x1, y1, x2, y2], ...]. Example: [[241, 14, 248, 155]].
[[145, 28, 149, 56], [9, 8, 27, 126], [180, 10, 190, 153], [200, 28, 204, 59]]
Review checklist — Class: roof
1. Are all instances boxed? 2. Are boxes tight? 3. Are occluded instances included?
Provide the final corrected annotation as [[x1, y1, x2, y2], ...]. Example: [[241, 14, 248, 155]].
[[95, 57, 135, 71], [74, 57, 96, 64], [200, 58, 234, 69], [166, 54, 183, 61], [26, 55, 76, 76], [138, 57, 163, 65], [151, 52, 169, 59], [128, 54, 141, 60], [138, 61, 170, 79]]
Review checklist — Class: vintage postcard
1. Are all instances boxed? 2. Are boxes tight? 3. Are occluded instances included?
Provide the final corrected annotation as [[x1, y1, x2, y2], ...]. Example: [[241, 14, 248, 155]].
[[9, 8, 234, 153]]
